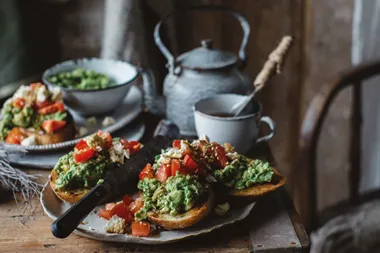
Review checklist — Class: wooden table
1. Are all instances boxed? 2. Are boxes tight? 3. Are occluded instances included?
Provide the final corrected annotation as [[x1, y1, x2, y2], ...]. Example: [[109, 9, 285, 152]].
[[0, 116, 309, 253]]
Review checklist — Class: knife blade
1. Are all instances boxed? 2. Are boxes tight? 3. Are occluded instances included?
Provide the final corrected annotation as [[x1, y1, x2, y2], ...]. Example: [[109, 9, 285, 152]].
[[51, 135, 173, 238]]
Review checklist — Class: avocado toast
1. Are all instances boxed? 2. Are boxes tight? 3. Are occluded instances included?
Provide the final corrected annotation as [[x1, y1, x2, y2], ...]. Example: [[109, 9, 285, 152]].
[[50, 131, 141, 203]]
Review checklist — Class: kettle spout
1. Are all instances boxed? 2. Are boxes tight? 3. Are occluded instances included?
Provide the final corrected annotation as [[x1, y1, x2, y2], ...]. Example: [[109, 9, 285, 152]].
[[139, 68, 166, 117]]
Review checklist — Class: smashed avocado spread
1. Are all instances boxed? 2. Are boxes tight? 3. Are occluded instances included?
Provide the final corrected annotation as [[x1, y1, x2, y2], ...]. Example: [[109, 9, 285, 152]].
[[53, 132, 141, 190], [135, 173, 205, 220], [213, 158, 273, 190]]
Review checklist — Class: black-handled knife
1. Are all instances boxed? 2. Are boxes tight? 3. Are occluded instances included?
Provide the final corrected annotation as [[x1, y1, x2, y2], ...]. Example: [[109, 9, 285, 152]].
[[51, 135, 173, 238]]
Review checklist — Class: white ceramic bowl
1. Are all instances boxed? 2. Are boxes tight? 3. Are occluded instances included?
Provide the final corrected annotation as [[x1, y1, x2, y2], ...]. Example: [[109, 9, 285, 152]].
[[193, 94, 276, 153], [43, 58, 139, 116]]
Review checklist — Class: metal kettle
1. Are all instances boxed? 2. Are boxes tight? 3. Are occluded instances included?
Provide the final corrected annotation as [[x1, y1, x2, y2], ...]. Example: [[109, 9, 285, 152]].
[[142, 6, 252, 136]]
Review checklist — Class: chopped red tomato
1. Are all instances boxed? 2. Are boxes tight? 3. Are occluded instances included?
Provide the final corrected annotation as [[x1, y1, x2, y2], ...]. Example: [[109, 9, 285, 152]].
[[29, 82, 43, 89], [215, 145, 228, 168], [129, 198, 144, 214], [34, 100, 53, 109], [120, 139, 130, 149], [38, 102, 65, 115], [182, 148, 192, 158], [74, 147, 96, 163], [171, 159, 181, 176], [129, 140, 141, 154], [41, 120, 66, 133], [5, 128, 24, 144], [172, 139, 181, 148], [183, 154, 198, 170], [97, 130, 112, 149], [122, 194, 133, 206], [12, 98, 25, 108], [98, 209, 112, 220], [75, 139, 88, 150], [139, 164, 154, 180], [155, 164, 171, 182], [109, 202, 133, 222], [132, 221, 150, 237], [105, 203, 116, 211]]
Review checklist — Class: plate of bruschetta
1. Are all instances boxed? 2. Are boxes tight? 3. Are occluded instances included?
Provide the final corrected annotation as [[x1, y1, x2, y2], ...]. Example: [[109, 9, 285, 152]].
[[40, 136, 285, 244], [0, 82, 142, 151]]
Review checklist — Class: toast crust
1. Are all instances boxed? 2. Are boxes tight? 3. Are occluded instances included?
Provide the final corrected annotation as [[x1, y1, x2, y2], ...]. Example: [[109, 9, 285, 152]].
[[228, 168, 285, 197], [50, 170, 89, 203], [147, 188, 214, 230]]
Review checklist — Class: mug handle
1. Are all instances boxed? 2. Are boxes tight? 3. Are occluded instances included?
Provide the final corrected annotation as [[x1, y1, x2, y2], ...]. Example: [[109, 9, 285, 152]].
[[256, 116, 276, 143]]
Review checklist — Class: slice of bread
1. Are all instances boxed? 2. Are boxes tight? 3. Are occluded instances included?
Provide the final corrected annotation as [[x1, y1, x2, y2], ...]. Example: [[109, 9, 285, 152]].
[[19, 112, 76, 145], [50, 170, 89, 203], [147, 188, 214, 230], [228, 168, 285, 197]]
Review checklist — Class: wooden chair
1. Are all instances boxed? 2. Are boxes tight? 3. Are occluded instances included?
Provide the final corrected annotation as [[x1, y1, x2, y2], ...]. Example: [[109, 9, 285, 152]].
[[295, 60, 380, 232]]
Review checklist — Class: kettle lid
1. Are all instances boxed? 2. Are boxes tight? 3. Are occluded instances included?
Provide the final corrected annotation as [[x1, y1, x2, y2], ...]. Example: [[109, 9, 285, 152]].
[[176, 39, 238, 70]]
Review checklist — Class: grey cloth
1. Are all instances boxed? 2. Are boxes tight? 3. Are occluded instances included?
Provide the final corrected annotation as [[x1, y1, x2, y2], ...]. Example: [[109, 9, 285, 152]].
[[311, 200, 380, 253]]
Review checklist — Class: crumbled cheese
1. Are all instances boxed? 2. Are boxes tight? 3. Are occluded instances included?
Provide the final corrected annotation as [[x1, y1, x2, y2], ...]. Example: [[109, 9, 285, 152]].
[[87, 117, 97, 125], [105, 215, 127, 234], [14, 85, 31, 99], [109, 140, 124, 164], [157, 155, 171, 165], [199, 134, 210, 142], [214, 202, 230, 216], [21, 136, 36, 146], [36, 85, 49, 102], [102, 116, 116, 127], [50, 86, 63, 101], [77, 126, 89, 137], [227, 152, 240, 160]]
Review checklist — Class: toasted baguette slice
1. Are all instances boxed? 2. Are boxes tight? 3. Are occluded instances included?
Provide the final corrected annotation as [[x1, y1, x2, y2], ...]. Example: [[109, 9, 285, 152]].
[[20, 112, 76, 145], [147, 188, 214, 230], [50, 170, 89, 203], [228, 168, 285, 197]]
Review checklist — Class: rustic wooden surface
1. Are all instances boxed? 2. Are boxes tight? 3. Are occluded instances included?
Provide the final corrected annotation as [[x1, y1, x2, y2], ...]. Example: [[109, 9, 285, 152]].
[[0, 118, 309, 252]]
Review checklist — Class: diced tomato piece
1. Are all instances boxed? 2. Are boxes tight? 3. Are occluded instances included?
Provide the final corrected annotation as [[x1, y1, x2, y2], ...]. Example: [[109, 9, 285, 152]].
[[34, 100, 53, 109], [132, 221, 150, 237], [109, 202, 133, 221], [172, 139, 181, 148], [120, 139, 130, 149], [182, 148, 192, 158], [129, 198, 144, 214], [12, 98, 25, 108], [129, 140, 141, 154], [139, 164, 154, 180], [41, 120, 66, 133], [183, 154, 198, 170], [155, 164, 171, 182], [171, 159, 181, 176], [105, 203, 116, 211], [29, 82, 43, 89], [38, 102, 65, 115], [122, 194, 133, 206], [75, 139, 88, 150], [215, 145, 228, 168], [74, 147, 96, 163], [98, 209, 112, 220], [5, 128, 24, 144], [97, 130, 112, 149]]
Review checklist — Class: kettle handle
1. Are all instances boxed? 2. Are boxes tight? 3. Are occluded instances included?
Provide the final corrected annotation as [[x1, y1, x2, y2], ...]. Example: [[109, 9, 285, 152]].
[[154, 5, 250, 73]]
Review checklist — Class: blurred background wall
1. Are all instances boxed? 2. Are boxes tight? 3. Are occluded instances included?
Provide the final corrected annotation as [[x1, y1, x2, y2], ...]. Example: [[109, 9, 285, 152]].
[[2, 0, 376, 220]]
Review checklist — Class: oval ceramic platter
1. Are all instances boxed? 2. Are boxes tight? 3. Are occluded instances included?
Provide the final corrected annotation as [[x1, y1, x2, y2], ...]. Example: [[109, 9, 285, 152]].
[[6, 120, 145, 169], [0, 85, 142, 152], [40, 184, 255, 244]]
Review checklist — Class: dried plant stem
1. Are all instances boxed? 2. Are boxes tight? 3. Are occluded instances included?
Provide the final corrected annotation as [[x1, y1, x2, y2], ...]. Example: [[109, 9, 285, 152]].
[[0, 144, 42, 224]]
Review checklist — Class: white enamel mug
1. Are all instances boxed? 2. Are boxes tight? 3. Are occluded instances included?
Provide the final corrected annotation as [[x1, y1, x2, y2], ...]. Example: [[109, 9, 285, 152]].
[[193, 94, 276, 154]]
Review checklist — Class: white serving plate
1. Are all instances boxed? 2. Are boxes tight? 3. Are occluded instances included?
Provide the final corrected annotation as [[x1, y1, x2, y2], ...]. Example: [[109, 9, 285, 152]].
[[40, 183, 255, 244], [0, 85, 142, 152]]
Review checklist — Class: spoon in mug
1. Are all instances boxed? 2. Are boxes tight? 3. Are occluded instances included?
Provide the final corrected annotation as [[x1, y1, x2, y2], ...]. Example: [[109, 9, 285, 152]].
[[230, 36, 293, 117]]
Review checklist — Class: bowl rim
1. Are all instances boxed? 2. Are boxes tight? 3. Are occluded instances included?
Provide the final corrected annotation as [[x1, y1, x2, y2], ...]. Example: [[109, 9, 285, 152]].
[[42, 58, 139, 93], [193, 94, 263, 121]]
